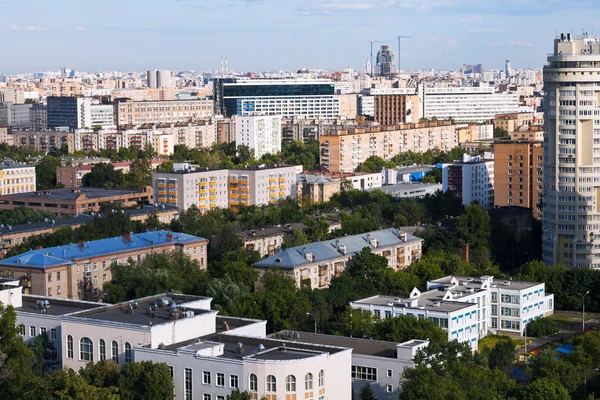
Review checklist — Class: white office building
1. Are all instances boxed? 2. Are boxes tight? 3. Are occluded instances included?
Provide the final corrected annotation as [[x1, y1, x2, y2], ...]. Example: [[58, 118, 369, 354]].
[[419, 85, 519, 122], [235, 114, 282, 159], [351, 275, 554, 351], [90, 104, 115, 129], [442, 153, 495, 210]]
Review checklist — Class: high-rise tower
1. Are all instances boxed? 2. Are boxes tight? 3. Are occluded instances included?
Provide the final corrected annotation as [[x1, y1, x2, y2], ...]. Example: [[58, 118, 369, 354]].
[[375, 45, 396, 78], [542, 32, 600, 268]]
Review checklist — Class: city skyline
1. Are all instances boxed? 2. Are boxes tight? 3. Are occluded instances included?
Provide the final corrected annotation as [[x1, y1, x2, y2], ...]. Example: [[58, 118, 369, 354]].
[[2, 0, 600, 74]]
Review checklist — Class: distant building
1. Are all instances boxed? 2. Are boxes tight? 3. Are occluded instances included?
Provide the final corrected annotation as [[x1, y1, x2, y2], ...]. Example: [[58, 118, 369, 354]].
[[153, 164, 298, 212], [253, 228, 423, 289], [9, 131, 74, 154], [0, 231, 208, 300], [352, 275, 554, 351], [375, 45, 396, 77], [494, 141, 543, 218], [0, 187, 153, 216], [360, 88, 419, 125], [368, 182, 442, 199], [442, 153, 495, 210], [296, 172, 383, 205], [89, 104, 115, 129], [47, 97, 92, 130], [147, 69, 171, 89], [235, 114, 282, 159], [56, 162, 132, 187], [0, 164, 36, 195], [114, 98, 213, 127], [29, 104, 48, 131], [0, 103, 33, 129]]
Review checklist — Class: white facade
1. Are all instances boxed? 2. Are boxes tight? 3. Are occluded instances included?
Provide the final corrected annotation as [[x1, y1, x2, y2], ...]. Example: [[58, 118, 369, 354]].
[[542, 33, 600, 268], [419, 85, 519, 122], [147, 69, 171, 89], [90, 104, 115, 129], [236, 115, 282, 159], [0, 164, 36, 195], [352, 275, 554, 350], [442, 154, 495, 210]]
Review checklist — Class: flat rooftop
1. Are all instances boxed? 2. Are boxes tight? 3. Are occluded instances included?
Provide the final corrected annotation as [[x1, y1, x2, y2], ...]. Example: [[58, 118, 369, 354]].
[[353, 293, 475, 314], [69, 294, 213, 326], [429, 275, 542, 291], [18, 295, 107, 316], [0, 187, 146, 201], [237, 223, 305, 240]]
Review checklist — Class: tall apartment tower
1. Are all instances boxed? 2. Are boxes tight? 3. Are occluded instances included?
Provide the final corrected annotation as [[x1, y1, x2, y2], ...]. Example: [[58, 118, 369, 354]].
[[376, 45, 396, 77], [147, 70, 171, 89], [147, 70, 158, 88], [542, 32, 600, 268], [235, 114, 282, 159], [505, 60, 512, 79]]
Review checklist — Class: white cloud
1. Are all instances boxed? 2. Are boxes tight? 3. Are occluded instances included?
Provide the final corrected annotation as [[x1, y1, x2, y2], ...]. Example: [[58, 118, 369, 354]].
[[509, 39, 533, 47], [75, 26, 86, 31], [9, 24, 48, 31]]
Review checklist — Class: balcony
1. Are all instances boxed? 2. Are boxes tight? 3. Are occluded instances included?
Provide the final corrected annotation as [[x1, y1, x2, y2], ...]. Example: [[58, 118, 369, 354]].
[[210, 196, 217, 200], [158, 191, 166, 196], [158, 198, 167, 203], [279, 184, 286, 189], [168, 199, 177, 204], [199, 189, 207, 194], [230, 180, 239, 185], [210, 203, 217, 208], [279, 191, 286, 196], [269, 179, 277, 183], [230, 201, 239, 206], [279, 177, 285, 181], [242, 194, 250, 199], [209, 188, 217, 193], [241, 180, 250, 185], [269, 200, 276, 205], [158, 183, 167, 188], [168, 184, 178, 189], [241, 187, 249, 192]]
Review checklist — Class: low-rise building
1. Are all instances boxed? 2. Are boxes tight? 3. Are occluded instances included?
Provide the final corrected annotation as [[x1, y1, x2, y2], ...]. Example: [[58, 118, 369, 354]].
[[153, 164, 298, 212], [0, 187, 153, 216], [56, 162, 132, 187], [237, 223, 305, 257], [253, 228, 423, 289], [296, 171, 383, 205], [0, 164, 36, 195], [457, 124, 494, 143], [442, 153, 495, 210], [351, 275, 554, 350], [382, 165, 433, 185], [368, 182, 442, 199], [0, 230, 208, 300]]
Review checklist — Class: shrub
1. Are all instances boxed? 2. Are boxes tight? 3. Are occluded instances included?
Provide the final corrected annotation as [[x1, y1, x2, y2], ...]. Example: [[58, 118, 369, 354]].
[[526, 317, 557, 338]]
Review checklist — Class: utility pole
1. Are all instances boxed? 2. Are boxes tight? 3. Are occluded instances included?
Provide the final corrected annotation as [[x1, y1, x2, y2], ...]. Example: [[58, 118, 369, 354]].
[[370, 40, 384, 76], [579, 291, 590, 332], [396, 36, 412, 73]]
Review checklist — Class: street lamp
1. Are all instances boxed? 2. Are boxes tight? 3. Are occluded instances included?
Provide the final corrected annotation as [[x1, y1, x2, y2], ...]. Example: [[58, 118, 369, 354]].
[[579, 291, 590, 332], [306, 312, 317, 334]]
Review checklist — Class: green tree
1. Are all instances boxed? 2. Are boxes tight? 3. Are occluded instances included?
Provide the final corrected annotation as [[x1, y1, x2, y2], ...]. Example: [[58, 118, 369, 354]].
[[356, 156, 393, 173], [227, 391, 251, 400], [518, 378, 570, 400], [526, 317, 557, 338], [82, 163, 124, 188], [423, 168, 442, 183], [36, 155, 62, 190], [374, 315, 447, 345], [0, 206, 56, 225], [494, 127, 509, 138], [48, 368, 120, 400], [484, 338, 515, 371], [358, 384, 377, 400], [117, 361, 174, 400]]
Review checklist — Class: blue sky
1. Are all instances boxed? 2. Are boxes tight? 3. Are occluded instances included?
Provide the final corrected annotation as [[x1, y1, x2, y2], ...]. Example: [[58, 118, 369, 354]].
[[1, 0, 600, 74]]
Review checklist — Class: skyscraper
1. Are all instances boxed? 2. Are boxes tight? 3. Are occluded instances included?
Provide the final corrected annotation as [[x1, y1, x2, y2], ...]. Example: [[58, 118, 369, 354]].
[[147, 70, 157, 88], [542, 32, 600, 268], [146, 70, 171, 88], [505, 60, 512, 79], [375, 45, 396, 77]]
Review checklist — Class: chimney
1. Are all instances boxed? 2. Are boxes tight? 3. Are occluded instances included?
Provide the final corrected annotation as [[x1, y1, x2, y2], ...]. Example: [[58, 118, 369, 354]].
[[35, 245, 43, 251], [338, 245, 347, 255], [305, 252, 314, 262], [462, 243, 470, 263], [166, 233, 174, 241], [123, 232, 131, 243], [223, 321, 230, 331]]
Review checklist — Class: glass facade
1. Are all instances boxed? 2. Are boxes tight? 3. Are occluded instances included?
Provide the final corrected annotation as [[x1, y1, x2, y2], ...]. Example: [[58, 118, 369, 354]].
[[47, 96, 78, 130]]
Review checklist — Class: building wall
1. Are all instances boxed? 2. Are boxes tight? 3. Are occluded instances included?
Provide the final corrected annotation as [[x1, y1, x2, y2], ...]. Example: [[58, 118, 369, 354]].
[[10, 131, 75, 154], [0, 165, 36, 195], [29, 105, 48, 131], [336, 93, 359, 119], [236, 115, 282, 159], [373, 94, 419, 125], [442, 159, 495, 210], [115, 99, 214, 127], [494, 142, 543, 219]]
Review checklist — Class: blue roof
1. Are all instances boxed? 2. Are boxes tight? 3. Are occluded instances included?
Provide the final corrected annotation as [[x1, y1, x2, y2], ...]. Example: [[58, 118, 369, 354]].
[[253, 228, 422, 270], [0, 230, 206, 269], [555, 343, 574, 354]]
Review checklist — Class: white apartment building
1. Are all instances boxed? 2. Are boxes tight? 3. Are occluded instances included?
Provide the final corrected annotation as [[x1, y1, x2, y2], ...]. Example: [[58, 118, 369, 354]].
[[74, 128, 176, 155], [419, 85, 519, 122], [0, 164, 36, 195], [153, 164, 298, 212], [542, 33, 600, 268], [442, 153, 495, 210], [352, 275, 554, 350], [0, 103, 32, 129], [236, 115, 282, 159], [90, 104, 115, 129]]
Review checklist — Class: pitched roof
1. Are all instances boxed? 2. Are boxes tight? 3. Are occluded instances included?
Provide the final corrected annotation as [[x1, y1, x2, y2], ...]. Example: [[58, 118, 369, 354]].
[[253, 228, 421, 270], [0, 230, 206, 269]]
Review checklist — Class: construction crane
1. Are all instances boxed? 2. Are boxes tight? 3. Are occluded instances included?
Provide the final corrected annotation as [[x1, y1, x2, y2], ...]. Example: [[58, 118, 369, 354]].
[[396, 36, 412, 73], [370, 40, 385, 76]]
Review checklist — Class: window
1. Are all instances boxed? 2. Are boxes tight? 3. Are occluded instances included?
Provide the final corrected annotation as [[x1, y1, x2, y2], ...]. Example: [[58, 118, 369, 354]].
[[19, 324, 25, 336], [491, 292, 497, 303], [50, 328, 57, 340], [374, 310, 381, 319], [184, 368, 193, 400], [30, 326, 36, 337], [67, 335, 73, 359], [217, 396, 225, 400], [305, 373, 313, 390], [40, 327, 47, 336], [203, 371, 211, 385], [57, 271, 61, 280], [203, 395, 211, 400], [387, 369, 393, 378], [286, 375, 296, 392], [168, 366, 173, 377], [319, 370, 325, 386], [99, 339, 106, 361], [387, 385, 393, 393], [352, 366, 377, 381], [230, 375, 239, 389], [124, 342, 132, 363], [80, 337, 93, 362], [111, 341, 119, 363], [266, 375, 277, 392], [216, 373, 225, 387], [249, 374, 258, 392]]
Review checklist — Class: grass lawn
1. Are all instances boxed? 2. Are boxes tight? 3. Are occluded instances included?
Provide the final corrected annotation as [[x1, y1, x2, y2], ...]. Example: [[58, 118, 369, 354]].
[[478, 335, 526, 351], [550, 314, 591, 324]]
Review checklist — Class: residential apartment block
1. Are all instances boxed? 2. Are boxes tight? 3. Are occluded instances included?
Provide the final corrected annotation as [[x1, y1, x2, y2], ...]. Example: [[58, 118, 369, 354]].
[[360, 88, 419, 125], [153, 164, 298, 212], [494, 141, 543, 219], [47, 96, 92, 130], [29, 104, 48, 131], [352, 275, 554, 350], [442, 153, 495, 210], [494, 112, 537, 133], [419, 85, 519, 122], [456, 124, 494, 143], [0, 164, 36, 195], [296, 171, 383, 205], [0, 187, 153, 216], [236, 114, 282, 159], [253, 228, 423, 289], [320, 121, 458, 173], [114, 98, 214, 127], [0, 103, 32, 129], [73, 128, 176, 155], [7, 130, 74, 154], [0, 231, 207, 300]]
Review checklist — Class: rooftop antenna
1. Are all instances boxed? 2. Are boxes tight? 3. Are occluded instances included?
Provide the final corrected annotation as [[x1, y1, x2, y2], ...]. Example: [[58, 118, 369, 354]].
[[370, 40, 385, 76], [396, 35, 413, 74]]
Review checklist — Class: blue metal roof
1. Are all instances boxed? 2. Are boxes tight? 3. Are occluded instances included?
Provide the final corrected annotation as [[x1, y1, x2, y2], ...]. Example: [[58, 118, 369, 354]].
[[253, 228, 422, 270], [0, 230, 206, 269]]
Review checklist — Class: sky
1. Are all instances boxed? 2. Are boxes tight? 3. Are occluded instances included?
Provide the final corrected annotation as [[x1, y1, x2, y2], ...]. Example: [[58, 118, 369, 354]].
[[2, 0, 600, 74]]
